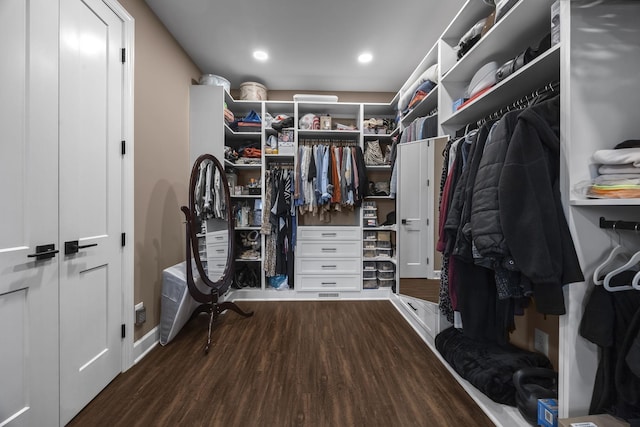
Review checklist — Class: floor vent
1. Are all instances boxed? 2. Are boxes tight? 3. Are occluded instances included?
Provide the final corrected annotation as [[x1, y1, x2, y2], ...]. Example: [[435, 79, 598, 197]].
[[318, 292, 340, 298]]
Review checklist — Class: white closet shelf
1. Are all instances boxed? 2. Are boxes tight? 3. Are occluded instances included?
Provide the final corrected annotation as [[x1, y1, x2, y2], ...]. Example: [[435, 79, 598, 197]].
[[400, 86, 439, 127], [441, 0, 556, 85], [570, 198, 640, 206], [440, 0, 495, 47], [297, 129, 360, 137], [225, 159, 261, 169], [224, 123, 262, 138], [441, 44, 560, 129]]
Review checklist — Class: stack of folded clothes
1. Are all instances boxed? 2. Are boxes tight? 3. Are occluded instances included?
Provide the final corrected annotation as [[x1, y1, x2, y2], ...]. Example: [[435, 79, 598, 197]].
[[588, 140, 640, 198]]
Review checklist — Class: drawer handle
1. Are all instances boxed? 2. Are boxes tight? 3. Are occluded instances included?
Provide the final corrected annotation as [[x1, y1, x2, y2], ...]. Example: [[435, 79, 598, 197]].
[[321, 233, 337, 237], [215, 249, 225, 253], [321, 282, 337, 287], [215, 236, 224, 240], [321, 248, 337, 252], [407, 302, 418, 312], [321, 265, 337, 269]]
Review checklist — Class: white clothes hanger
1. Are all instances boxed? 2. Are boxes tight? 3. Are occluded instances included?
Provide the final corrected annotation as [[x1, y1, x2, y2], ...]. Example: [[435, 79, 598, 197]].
[[603, 249, 640, 292], [631, 270, 640, 290], [593, 222, 633, 286]]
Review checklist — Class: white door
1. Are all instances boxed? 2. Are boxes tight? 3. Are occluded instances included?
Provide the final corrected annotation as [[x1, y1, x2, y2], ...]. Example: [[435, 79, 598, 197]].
[[0, 0, 60, 425], [398, 140, 429, 277], [59, 0, 124, 423]]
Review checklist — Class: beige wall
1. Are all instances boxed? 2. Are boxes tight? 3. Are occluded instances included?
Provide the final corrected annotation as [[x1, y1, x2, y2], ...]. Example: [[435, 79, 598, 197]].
[[119, 0, 201, 340]]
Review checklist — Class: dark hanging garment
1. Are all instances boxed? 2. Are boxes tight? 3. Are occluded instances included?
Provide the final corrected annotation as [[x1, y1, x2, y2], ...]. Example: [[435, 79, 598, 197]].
[[580, 286, 640, 421]]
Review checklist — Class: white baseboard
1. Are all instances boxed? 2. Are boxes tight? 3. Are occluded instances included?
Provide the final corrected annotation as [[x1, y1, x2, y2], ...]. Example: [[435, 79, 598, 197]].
[[133, 326, 159, 365], [389, 295, 526, 427]]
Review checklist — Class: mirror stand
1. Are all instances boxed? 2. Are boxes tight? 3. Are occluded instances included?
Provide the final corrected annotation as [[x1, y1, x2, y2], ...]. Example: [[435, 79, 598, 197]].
[[181, 154, 253, 354]]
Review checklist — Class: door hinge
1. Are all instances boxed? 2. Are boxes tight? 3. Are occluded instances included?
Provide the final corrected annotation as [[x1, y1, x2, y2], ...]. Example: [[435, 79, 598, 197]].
[[121, 140, 126, 155], [427, 257, 430, 265], [427, 179, 430, 187], [121, 48, 126, 63], [121, 233, 126, 247], [426, 218, 429, 226], [121, 324, 126, 338]]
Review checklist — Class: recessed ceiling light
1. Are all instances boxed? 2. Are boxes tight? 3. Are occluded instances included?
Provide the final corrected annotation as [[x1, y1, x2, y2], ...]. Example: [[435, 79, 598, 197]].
[[358, 52, 373, 63], [253, 50, 268, 61]]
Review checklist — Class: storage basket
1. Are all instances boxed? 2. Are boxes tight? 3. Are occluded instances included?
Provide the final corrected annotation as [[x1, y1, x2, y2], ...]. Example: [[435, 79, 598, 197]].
[[363, 278, 379, 289], [378, 277, 395, 287], [377, 240, 391, 249], [376, 248, 392, 258], [363, 269, 377, 279], [363, 240, 377, 249], [363, 231, 377, 240], [363, 261, 377, 270], [199, 74, 230, 92], [363, 248, 376, 258], [377, 261, 394, 272], [240, 82, 268, 101], [377, 231, 391, 241], [377, 270, 395, 280]]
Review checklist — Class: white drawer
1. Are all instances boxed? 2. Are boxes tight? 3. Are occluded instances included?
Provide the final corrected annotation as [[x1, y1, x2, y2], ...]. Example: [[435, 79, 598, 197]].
[[295, 258, 360, 275], [206, 245, 228, 258], [296, 274, 361, 291], [297, 226, 361, 241], [206, 231, 228, 245], [401, 296, 438, 337], [296, 241, 361, 258]]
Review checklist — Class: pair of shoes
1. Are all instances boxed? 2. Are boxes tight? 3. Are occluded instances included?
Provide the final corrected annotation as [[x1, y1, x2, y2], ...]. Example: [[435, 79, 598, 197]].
[[239, 249, 260, 260]]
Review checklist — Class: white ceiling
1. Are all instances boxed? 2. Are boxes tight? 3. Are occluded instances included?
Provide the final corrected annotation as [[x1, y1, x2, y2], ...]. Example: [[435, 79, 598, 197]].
[[144, 0, 466, 94]]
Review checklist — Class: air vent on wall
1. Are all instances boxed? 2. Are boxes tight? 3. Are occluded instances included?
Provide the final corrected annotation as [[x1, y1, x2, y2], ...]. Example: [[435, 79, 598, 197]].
[[318, 292, 340, 298]]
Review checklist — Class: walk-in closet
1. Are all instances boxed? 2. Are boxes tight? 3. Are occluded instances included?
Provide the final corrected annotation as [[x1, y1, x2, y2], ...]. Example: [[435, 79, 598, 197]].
[[3, 0, 640, 425]]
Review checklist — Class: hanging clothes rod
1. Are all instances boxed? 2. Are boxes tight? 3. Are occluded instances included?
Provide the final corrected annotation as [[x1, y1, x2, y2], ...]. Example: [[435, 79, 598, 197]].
[[299, 139, 357, 146], [599, 216, 640, 231], [477, 81, 560, 127]]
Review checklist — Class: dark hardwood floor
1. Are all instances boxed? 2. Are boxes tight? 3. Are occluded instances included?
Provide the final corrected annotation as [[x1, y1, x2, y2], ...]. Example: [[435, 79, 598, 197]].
[[68, 300, 493, 427]]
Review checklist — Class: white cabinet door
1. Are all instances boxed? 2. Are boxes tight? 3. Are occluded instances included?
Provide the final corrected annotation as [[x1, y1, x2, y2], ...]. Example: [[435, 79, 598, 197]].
[[398, 140, 429, 277], [58, 0, 124, 423], [0, 0, 60, 425]]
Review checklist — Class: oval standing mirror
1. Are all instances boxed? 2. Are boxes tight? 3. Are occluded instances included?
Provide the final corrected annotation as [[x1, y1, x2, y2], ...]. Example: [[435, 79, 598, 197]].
[[181, 154, 253, 354]]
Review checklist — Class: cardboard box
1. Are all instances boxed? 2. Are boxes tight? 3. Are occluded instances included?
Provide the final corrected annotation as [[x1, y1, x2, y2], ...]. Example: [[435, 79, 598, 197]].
[[559, 414, 630, 427], [538, 398, 558, 427]]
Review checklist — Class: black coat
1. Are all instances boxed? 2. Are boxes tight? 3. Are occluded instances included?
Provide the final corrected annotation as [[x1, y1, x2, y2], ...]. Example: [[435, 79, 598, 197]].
[[499, 95, 584, 315]]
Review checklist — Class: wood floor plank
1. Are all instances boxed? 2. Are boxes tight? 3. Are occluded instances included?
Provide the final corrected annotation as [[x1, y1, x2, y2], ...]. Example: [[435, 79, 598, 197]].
[[68, 301, 494, 427]]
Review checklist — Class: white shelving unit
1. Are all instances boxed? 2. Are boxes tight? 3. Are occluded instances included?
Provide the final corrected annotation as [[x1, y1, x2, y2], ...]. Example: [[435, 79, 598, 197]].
[[189, 3, 640, 419]]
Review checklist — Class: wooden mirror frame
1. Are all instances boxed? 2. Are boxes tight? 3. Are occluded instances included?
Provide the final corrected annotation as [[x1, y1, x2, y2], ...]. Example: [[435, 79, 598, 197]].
[[180, 153, 253, 354]]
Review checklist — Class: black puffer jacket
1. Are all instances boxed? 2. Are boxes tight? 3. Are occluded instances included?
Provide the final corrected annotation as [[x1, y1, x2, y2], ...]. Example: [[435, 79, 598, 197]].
[[499, 95, 584, 315], [444, 123, 493, 261], [471, 111, 520, 263]]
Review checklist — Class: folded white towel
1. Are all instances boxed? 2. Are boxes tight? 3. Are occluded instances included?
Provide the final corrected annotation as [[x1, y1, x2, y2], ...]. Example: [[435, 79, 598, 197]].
[[594, 174, 640, 185], [598, 163, 640, 174], [593, 148, 640, 166]]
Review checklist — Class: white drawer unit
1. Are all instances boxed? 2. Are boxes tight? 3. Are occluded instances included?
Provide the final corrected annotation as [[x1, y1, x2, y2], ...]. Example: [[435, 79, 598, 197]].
[[295, 226, 362, 292], [400, 295, 439, 338], [296, 275, 361, 292], [297, 226, 361, 241], [296, 258, 361, 275], [205, 230, 228, 280], [295, 241, 361, 258]]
